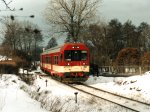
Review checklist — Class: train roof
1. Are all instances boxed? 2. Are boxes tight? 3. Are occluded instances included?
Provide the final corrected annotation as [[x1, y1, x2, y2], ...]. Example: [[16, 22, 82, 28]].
[[41, 44, 64, 55], [41, 42, 88, 55]]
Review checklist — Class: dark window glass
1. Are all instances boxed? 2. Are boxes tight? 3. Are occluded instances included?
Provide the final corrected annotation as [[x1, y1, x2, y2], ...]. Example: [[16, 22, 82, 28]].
[[81, 50, 87, 60], [56, 56, 58, 64], [54, 56, 59, 65], [60, 54, 62, 61], [64, 50, 87, 61], [49, 57, 51, 64], [64, 51, 71, 61], [54, 56, 56, 64], [46, 57, 48, 63]]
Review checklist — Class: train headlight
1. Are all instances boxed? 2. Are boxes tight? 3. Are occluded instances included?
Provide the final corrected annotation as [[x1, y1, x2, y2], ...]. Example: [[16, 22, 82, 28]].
[[83, 62, 88, 66], [72, 46, 80, 48]]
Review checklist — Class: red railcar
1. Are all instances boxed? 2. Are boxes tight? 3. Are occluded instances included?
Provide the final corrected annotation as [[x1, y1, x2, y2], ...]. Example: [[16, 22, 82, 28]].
[[40, 42, 90, 82]]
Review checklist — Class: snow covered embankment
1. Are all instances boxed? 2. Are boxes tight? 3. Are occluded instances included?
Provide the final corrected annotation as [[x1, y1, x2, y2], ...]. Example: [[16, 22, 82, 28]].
[[86, 72, 150, 104], [0, 74, 48, 112], [23, 75, 128, 112]]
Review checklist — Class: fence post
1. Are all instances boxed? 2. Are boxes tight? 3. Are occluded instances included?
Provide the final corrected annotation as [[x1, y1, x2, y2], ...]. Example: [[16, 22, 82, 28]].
[[139, 66, 142, 75], [109, 66, 111, 73], [74, 92, 78, 103], [45, 79, 48, 87]]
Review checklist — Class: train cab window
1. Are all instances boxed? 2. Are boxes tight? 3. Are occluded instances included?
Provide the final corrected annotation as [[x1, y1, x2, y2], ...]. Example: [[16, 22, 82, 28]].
[[64, 50, 88, 61], [81, 50, 87, 60], [73, 50, 81, 61]]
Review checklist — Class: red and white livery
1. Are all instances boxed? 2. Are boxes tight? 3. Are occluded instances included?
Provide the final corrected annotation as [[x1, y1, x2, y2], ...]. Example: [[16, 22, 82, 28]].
[[40, 42, 90, 82]]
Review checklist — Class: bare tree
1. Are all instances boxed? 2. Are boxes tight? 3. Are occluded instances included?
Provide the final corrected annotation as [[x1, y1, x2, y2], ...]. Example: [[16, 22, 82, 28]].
[[1, 18, 20, 51], [1, 18, 43, 64], [44, 0, 100, 42], [46, 37, 58, 49], [1, 0, 14, 11], [80, 22, 111, 65]]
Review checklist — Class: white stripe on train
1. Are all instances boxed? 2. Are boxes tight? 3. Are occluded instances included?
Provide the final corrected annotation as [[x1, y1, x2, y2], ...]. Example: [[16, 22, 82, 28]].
[[41, 63, 89, 73]]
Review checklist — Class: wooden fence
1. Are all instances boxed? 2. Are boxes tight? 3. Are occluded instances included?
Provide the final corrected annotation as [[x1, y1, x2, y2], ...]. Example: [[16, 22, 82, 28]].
[[0, 60, 18, 74], [98, 66, 150, 76]]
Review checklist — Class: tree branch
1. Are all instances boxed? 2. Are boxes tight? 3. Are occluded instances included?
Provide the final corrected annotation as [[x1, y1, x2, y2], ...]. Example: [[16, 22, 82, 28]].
[[1, 0, 14, 11]]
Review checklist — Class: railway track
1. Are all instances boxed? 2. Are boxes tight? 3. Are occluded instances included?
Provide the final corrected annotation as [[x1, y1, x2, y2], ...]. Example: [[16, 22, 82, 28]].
[[37, 73, 150, 112], [69, 84, 150, 112]]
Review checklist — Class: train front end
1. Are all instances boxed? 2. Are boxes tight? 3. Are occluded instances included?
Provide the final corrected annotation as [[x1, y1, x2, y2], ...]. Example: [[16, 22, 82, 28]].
[[60, 43, 90, 82]]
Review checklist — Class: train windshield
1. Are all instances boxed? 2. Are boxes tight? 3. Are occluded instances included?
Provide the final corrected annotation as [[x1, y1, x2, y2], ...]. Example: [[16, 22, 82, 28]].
[[64, 50, 87, 61]]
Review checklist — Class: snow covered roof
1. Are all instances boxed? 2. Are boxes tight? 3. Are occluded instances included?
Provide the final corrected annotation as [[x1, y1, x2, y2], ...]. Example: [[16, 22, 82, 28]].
[[41, 44, 64, 55], [0, 55, 12, 61]]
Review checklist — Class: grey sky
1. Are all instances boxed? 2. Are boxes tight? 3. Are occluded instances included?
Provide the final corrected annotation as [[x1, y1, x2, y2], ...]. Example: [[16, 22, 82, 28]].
[[1, 0, 150, 42], [0, 0, 48, 32], [100, 0, 150, 25]]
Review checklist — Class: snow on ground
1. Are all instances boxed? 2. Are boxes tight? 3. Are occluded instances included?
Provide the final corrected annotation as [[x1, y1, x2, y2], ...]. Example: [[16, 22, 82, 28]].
[[26, 73, 126, 112], [1, 68, 150, 112], [0, 74, 125, 112], [85, 72, 150, 104], [0, 74, 48, 112]]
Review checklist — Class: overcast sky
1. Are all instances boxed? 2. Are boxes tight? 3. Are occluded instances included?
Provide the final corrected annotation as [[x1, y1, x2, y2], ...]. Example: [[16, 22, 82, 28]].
[[0, 0, 48, 33], [0, 0, 150, 41], [100, 0, 150, 25]]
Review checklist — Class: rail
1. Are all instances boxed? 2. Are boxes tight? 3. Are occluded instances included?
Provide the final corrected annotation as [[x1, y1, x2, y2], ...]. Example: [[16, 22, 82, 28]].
[[37, 73, 150, 112], [72, 84, 150, 112]]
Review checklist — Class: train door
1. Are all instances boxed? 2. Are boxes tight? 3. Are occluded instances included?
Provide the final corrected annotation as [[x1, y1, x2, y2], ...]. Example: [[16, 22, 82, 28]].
[[51, 55, 53, 72]]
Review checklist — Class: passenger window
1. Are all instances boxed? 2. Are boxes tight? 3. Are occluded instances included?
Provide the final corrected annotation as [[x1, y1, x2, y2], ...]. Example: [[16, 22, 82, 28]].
[[54, 56, 59, 65], [60, 54, 63, 61], [65, 51, 71, 61]]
